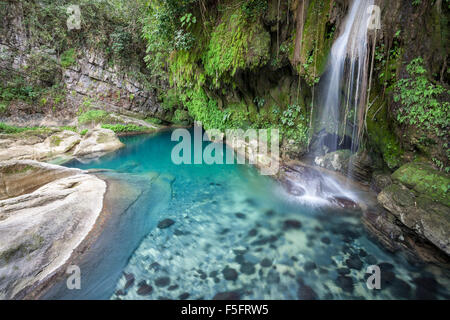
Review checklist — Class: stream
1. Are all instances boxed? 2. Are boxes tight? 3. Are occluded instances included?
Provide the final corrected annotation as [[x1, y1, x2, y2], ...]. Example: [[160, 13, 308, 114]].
[[43, 129, 450, 300]]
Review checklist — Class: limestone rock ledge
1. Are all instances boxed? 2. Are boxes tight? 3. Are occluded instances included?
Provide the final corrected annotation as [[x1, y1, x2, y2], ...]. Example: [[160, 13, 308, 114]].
[[0, 127, 124, 163], [0, 161, 106, 299], [373, 162, 450, 258]]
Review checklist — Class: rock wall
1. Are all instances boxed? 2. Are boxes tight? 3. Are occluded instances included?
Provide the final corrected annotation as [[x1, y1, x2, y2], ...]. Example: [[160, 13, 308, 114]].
[[0, 1, 170, 127]]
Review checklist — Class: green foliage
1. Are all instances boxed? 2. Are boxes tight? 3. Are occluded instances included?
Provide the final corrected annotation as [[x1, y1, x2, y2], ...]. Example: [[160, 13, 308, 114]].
[[101, 123, 150, 133], [60, 48, 77, 68], [172, 109, 191, 125], [182, 87, 225, 130], [296, 0, 333, 84], [0, 102, 7, 114], [142, 0, 198, 82], [280, 104, 309, 144], [80, 129, 88, 136], [145, 117, 163, 125], [394, 58, 449, 137], [241, 0, 268, 18], [162, 88, 182, 110], [60, 126, 78, 132], [0, 76, 41, 103], [78, 109, 113, 125], [0, 123, 40, 134], [202, 9, 270, 87]]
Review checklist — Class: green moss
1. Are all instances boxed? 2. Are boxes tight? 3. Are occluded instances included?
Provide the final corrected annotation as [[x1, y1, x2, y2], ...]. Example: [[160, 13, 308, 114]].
[[60, 48, 77, 69], [1, 164, 33, 175], [392, 162, 450, 206], [202, 7, 270, 87], [294, 0, 333, 84], [101, 124, 151, 133], [0, 235, 44, 263], [367, 93, 404, 170], [50, 135, 62, 147]]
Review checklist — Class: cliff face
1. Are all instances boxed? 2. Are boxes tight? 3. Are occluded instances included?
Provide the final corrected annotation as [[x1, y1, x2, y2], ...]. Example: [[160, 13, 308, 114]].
[[1, 1, 447, 170], [0, 1, 171, 127]]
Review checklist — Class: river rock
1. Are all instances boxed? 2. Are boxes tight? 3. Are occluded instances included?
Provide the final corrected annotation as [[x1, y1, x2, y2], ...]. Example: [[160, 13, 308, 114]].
[[213, 291, 241, 300], [0, 161, 106, 299], [222, 267, 238, 281], [73, 128, 124, 158], [154, 276, 170, 287], [314, 150, 352, 172], [158, 219, 175, 229], [137, 281, 152, 295], [378, 183, 450, 255], [0, 128, 124, 162], [283, 219, 302, 230]]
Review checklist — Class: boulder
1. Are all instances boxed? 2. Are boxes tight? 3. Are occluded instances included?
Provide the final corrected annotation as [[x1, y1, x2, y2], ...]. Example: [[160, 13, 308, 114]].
[[0, 160, 82, 200], [378, 184, 450, 255], [314, 150, 352, 172], [73, 128, 124, 158], [0, 161, 106, 299], [391, 162, 450, 207], [0, 128, 124, 162]]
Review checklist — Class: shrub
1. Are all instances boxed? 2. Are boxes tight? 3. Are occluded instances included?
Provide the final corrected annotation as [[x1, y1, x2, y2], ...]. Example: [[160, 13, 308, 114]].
[[394, 57, 450, 138], [78, 110, 113, 125], [60, 49, 77, 68], [101, 124, 150, 133]]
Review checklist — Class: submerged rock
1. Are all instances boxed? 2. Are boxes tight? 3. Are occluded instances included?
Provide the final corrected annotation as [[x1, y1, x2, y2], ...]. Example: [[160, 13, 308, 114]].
[[335, 275, 354, 293], [179, 292, 190, 299], [157, 219, 175, 229], [283, 219, 302, 230], [154, 276, 170, 287], [303, 262, 317, 272], [240, 263, 256, 275], [124, 273, 135, 290], [345, 254, 363, 270], [137, 281, 152, 296], [298, 283, 318, 300], [260, 258, 272, 268], [222, 267, 238, 281], [213, 291, 241, 300]]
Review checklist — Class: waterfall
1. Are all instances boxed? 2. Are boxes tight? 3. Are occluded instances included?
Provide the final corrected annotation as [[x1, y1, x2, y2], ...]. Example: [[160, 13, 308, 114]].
[[314, 0, 374, 155]]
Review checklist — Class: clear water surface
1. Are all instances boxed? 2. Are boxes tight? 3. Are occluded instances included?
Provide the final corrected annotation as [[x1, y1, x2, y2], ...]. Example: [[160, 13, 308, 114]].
[[56, 129, 449, 300]]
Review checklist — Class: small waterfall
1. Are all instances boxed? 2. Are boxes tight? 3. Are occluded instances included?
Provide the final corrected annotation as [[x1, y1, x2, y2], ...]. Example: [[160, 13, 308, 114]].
[[314, 0, 374, 155]]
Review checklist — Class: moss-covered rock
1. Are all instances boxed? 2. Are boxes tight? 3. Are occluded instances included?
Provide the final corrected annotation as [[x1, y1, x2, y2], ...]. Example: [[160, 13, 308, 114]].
[[292, 0, 334, 83], [392, 162, 450, 206], [202, 8, 270, 87], [378, 183, 450, 255]]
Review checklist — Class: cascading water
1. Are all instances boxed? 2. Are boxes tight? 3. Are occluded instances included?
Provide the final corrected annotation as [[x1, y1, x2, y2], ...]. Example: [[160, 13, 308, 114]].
[[314, 0, 374, 155]]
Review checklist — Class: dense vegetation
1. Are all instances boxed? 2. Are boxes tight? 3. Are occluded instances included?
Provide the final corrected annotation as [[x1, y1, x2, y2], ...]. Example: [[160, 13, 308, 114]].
[[1, 0, 449, 172]]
